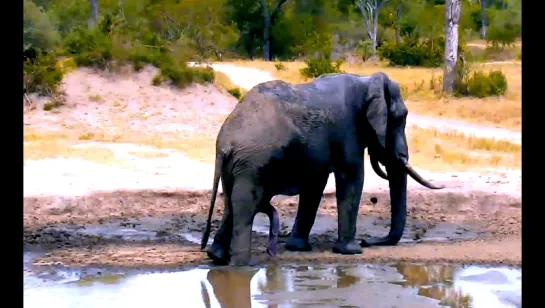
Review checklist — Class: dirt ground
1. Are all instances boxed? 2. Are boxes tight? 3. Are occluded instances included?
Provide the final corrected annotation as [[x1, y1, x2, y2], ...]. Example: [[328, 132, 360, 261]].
[[23, 65, 521, 269]]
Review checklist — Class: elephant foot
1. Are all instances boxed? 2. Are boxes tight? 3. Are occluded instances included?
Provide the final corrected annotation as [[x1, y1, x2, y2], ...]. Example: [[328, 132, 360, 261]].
[[332, 240, 363, 255], [285, 235, 312, 252], [207, 242, 229, 265], [266, 244, 277, 257], [360, 236, 399, 247]]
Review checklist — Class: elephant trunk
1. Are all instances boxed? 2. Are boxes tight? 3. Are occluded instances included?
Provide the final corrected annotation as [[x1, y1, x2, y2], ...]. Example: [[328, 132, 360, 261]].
[[385, 164, 408, 243]]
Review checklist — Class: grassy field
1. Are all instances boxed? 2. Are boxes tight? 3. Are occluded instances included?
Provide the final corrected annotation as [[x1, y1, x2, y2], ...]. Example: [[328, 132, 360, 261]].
[[24, 120, 520, 172], [224, 58, 521, 131]]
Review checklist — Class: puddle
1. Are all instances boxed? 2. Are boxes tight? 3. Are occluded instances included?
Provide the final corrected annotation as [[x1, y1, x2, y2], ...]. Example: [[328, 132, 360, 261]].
[[24, 262, 520, 308]]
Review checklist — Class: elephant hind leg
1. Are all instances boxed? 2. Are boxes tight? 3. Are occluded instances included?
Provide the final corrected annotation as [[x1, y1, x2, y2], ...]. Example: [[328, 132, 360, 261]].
[[229, 177, 263, 266], [207, 177, 233, 265]]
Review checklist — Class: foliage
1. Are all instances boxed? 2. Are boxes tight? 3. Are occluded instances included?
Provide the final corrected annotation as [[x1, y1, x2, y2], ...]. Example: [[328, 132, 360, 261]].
[[23, 0, 521, 98], [23, 52, 63, 95], [454, 65, 508, 98], [23, 0, 61, 54], [63, 26, 113, 67], [355, 40, 374, 62], [227, 88, 242, 99], [275, 62, 286, 70], [160, 64, 215, 89], [378, 38, 443, 67], [300, 54, 344, 78]]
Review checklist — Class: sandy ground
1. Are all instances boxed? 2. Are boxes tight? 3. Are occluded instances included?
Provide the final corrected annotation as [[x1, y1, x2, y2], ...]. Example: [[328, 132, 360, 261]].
[[23, 64, 521, 269]]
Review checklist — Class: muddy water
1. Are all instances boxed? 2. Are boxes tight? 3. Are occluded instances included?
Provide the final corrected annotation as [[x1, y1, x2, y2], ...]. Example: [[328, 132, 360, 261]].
[[24, 261, 520, 308]]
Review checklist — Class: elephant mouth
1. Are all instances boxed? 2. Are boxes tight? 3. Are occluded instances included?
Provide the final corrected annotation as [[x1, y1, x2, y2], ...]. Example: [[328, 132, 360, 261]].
[[370, 155, 444, 190]]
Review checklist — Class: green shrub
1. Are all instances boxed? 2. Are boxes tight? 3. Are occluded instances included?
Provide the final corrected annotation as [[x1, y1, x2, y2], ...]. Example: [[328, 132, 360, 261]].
[[152, 74, 163, 86], [63, 27, 113, 67], [24, 0, 60, 54], [159, 64, 215, 89], [274, 62, 286, 71], [378, 39, 443, 67], [227, 88, 242, 99], [455, 69, 507, 98], [23, 52, 63, 95], [299, 55, 343, 78], [355, 40, 374, 62], [487, 24, 518, 50], [43, 96, 64, 111]]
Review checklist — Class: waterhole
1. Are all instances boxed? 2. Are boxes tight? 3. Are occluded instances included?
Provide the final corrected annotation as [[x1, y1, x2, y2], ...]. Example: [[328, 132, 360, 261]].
[[24, 261, 520, 308]]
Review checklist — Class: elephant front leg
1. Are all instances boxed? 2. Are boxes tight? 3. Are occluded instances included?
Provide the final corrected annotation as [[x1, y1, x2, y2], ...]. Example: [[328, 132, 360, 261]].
[[332, 167, 364, 255], [285, 174, 329, 252]]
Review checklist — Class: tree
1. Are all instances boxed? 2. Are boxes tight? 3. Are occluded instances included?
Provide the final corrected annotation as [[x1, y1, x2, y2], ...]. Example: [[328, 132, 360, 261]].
[[479, 0, 487, 38], [394, 0, 403, 43], [354, 0, 391, 63], [89, 0, 98, 28], [443, 0, 461, 92], [259, 0, 289, 61]]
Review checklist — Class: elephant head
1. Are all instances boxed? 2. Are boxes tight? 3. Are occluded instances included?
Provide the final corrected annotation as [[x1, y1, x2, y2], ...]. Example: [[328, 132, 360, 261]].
[[361, 72, 444, 246]]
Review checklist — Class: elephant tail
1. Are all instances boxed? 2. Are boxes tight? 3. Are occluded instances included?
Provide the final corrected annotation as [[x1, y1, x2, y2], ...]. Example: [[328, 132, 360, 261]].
[[201, 152, 224, 251]]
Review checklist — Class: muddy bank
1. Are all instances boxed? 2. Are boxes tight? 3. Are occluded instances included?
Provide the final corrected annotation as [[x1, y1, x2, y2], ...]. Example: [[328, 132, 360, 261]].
[[24, 185, 521, 267]]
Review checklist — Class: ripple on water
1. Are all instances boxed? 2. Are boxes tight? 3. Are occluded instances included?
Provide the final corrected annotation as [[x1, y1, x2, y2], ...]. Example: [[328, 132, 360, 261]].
[[23, 262, 521, 308]]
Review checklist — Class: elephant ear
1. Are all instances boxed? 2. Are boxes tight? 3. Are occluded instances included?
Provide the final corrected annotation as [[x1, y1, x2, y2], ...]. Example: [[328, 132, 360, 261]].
[[365, 72, 390, 149]]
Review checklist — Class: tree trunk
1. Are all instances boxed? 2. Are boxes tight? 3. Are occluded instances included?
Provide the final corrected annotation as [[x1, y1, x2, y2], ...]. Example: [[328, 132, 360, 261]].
[[260, 0, 272, 61], [370, 8, 379, 63], [395, 1, 402, 44], [443, 0, 461, 93], [479, 0, 487, 39], [260, 0, 288, 61], [88, 0, 98, 28]]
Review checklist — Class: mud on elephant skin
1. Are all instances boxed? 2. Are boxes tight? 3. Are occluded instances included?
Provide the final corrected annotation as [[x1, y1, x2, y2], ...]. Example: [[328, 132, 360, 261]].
[[201, 72, 444, 266]]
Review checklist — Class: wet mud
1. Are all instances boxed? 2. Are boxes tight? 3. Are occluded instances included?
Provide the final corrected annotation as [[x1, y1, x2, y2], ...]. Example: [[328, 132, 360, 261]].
[[24, 187, 521, 268]]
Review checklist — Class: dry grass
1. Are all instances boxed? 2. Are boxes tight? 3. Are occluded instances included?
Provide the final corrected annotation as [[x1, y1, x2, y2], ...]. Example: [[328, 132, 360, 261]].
[[407, 127, 520, 172], [24, 128, 217, 165], [214, 71, 238, 91], [225, 60, 521, 131], [24, 123, 519, 172]]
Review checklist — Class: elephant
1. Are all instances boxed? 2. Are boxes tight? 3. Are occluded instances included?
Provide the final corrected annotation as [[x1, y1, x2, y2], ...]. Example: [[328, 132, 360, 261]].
[[200, 71, 444, 266]]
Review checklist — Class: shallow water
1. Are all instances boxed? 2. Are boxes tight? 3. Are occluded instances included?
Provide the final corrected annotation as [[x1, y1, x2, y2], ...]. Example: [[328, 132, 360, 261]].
[[24, 261, 520, 308]]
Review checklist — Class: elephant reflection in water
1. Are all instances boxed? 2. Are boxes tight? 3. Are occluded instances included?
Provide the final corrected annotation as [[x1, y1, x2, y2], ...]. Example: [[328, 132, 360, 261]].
[[201, 268, 280, 308], [394, 263, 471, 307]]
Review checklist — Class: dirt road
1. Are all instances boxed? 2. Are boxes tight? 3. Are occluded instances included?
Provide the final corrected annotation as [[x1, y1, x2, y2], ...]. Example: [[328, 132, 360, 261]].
[[23, 64, 521, 268]]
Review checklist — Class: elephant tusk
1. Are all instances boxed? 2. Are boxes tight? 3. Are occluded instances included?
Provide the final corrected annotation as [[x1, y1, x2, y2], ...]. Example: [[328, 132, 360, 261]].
[[370, 155, 388, 180], [402, 159, 445, 189]]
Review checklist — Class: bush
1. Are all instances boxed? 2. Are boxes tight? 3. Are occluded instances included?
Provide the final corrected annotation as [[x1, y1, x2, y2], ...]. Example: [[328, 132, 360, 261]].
[[159, 64, 215, 89], [274, 62, 286, 71], [378, 38, 443, 67], [455, 69, 507, 98], [355, 40, 373, 62], [24, 0, 60, 54], [300, 55, 344, 78], [227, 88, 242, 99], [63, 27, 113, 67], [23, 51, 63, 95], [487, 24, 518, 50]]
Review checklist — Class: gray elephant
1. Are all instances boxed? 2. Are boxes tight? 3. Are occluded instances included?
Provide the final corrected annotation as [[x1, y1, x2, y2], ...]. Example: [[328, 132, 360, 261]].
[[201, 72, 443, 266]]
